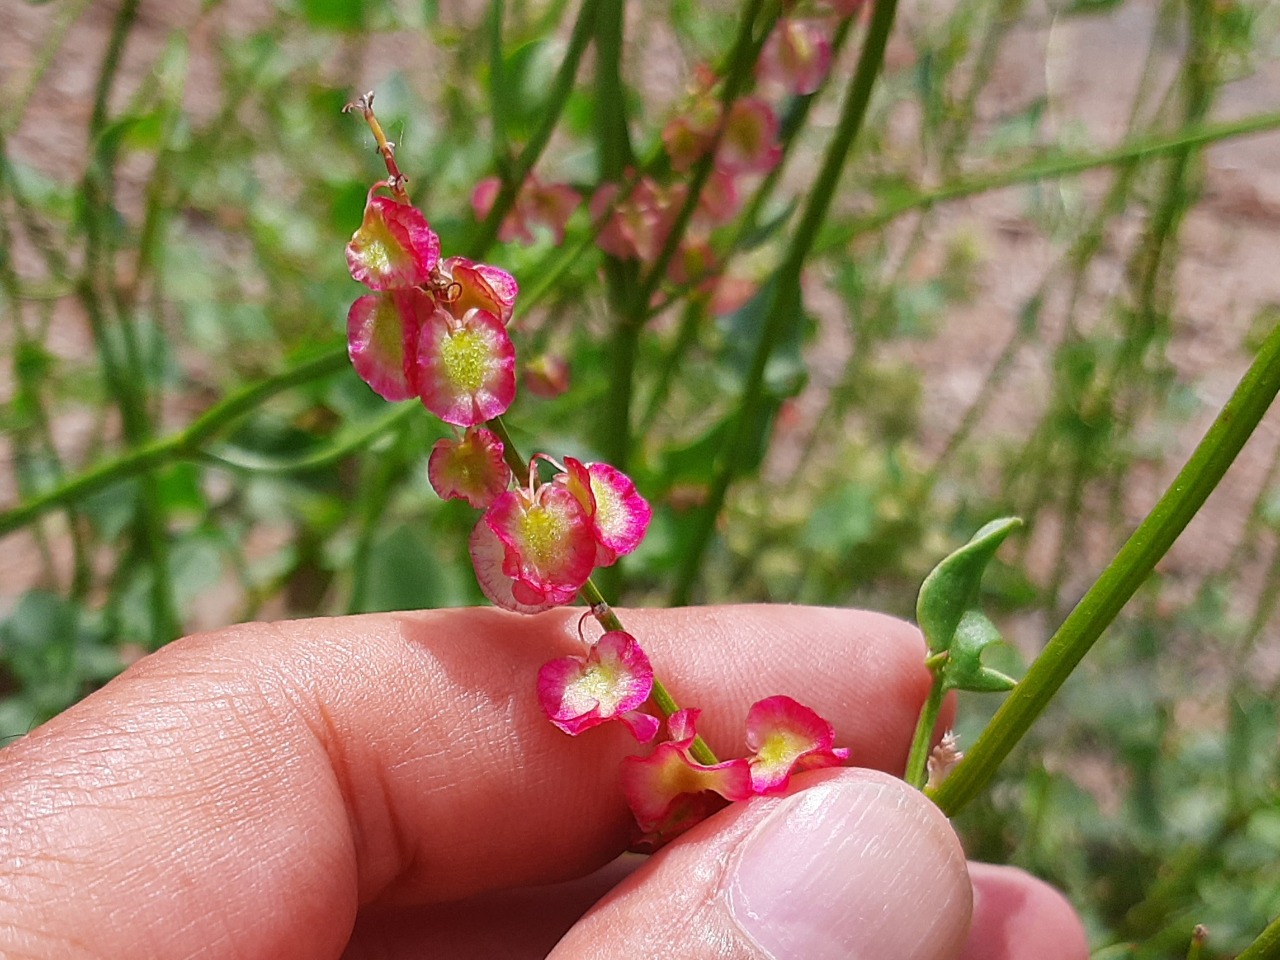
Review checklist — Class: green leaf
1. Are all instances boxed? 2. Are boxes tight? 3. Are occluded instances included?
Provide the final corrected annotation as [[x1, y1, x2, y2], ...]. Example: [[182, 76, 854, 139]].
[[917, 517, 1022, 693]]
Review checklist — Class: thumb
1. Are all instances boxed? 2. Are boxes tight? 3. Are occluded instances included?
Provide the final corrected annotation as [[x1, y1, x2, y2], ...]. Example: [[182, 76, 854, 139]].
[[551, 768, 972, 959]]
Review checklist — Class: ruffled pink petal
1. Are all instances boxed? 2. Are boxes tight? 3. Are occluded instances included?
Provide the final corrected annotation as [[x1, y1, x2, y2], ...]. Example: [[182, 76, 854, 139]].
[[745, 695, 850, 795], [471, 176, 501, 221], [346, 192, 441, 290], [485, 484, 597, 602], [347, 289, 435, 401], [695, 167, 742, 227], [522, 179, 581, 245], [417, 306, 517, 427], [427, 427, 512, 508], [536, 631, 657, 740], [758, 19, 833, 96], [718, 97, 782, 174], [583, 462, 651, 560], [436, 256, 519, 325], [468, 520, 558, 614], [620, 708, 753, 838]]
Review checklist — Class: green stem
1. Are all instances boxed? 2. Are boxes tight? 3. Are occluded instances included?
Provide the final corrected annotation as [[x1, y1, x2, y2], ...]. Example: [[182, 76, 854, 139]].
[[670, 0, 900, 605], [1235, 915, 1280, 960], [467, 0, 599, 255], [822, 111, 1280, 248], [904, 671, 947, 789], [0, 349, 349, 538], [578, 579, 718, 765], [930, 320, 1280, 816]]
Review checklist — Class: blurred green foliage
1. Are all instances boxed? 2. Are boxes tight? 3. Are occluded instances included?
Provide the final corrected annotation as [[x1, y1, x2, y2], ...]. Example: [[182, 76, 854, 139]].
[[2, 0, 1279, 955]]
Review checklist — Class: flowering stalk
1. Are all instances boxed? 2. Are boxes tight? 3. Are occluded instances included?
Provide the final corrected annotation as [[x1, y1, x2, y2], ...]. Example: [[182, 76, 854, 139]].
[[342, 88, 864, 845]]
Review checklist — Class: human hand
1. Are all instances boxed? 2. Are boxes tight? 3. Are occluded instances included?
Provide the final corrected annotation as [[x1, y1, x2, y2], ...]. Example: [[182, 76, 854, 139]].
[[0, 605, 1087, 959]]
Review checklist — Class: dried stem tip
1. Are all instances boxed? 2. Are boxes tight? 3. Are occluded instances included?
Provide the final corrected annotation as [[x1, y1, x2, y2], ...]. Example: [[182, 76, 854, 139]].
[[344, 90, 410, 202]]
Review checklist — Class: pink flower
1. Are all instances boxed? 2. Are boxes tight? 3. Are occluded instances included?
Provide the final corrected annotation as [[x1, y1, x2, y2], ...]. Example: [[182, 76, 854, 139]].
[[620, 709, 753, 844], [472, 175, 581, 246], [718, 97, 782, 174], [695, 167, 742, 227], [590, 177, 684, 264], [519, 178, 581, 245], [346, 288, 436, 401], [434, 256, 519, 326], [744, 695, 849, 795], [416, 306, 517, 426], [758, 19, 833, 96], [346, 186, 440, 290], [469, 520, 558, 614], [523, 354, 571, 399], [559, 457, 651, 567], [661, 99, 721, 172], [537, 631, 658, 742], [484, 478, 597, 607], [427, 427, 512, 508]]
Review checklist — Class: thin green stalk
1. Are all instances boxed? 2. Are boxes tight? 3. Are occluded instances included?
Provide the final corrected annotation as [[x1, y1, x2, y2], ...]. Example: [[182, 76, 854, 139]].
[[467, 0, 599, 255], [930, 320, 1280, 815], [579, 580, 718, 765], [670, 0, 900, 605], [0, 349, 350, 537], [821, 110, 1280, 249], [1235, 915, 1280, 960], [904, 672, 947, 788], [488, 0, 510, 166]]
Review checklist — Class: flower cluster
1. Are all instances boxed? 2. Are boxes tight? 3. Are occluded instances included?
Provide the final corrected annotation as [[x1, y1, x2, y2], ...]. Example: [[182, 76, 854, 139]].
[[536, 628, 849, 848], [463, 13, 851, 319], [344, 93, 850, 850], [346, 183, 518, 427]]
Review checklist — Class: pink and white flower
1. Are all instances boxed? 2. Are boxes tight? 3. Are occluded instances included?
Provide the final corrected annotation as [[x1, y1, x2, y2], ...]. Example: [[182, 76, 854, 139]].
[[416, 306, 517, 427], [428, 427, 512, 508], [537, 631, 658, 742], [346, 288, 436, 401], [346, 187, 440, 290], [745, 695, 850, 795]]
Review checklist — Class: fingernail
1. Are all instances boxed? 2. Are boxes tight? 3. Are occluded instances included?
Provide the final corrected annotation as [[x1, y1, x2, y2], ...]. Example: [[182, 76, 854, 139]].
[[726, 773, 970, 960]]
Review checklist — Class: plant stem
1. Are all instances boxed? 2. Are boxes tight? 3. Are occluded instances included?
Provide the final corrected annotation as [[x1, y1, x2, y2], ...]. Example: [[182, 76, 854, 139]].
[[824, 110, 1280, 248], [904, 671, 947, 788], [670, 0, 900, 605], [578, 579, 718, 765], [1235, 915, 1280, 960], [468, 0, 600, 255], [0, 350, 350, 538], [930, 320, 1280, 816]]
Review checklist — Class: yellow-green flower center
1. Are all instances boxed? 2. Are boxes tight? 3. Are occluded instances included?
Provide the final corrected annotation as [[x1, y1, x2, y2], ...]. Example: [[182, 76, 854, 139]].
[[441, 327, 491, 392], [517, 505, 568, 568]]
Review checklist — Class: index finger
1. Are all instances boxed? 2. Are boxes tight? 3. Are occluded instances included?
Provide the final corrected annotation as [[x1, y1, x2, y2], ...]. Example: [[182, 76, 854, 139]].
[[0, 605, 932, 959]]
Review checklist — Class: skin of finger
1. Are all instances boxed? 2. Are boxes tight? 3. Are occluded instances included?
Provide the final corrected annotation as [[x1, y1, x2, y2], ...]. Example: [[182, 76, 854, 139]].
[[0, 605, 930, 959], [960, 863, 1090, 960], [341, 855, 643, 960], [549, 768, 972, 960]]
